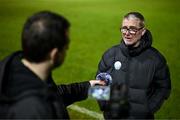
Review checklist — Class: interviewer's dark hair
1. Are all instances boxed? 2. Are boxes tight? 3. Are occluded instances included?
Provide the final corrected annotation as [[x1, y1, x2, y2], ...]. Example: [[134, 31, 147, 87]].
[[22, 11, 70, 62]]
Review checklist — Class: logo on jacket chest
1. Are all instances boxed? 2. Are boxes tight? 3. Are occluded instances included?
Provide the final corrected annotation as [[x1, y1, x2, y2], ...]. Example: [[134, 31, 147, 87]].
[[114, 61, 122, 70]]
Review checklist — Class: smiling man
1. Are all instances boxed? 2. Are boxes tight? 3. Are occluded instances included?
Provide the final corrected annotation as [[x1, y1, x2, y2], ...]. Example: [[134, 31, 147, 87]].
[[96, 12, 171, 119]]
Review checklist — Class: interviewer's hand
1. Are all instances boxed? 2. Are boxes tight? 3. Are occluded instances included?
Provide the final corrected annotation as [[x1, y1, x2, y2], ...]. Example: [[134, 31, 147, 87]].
[[89, 80, 106, 87]]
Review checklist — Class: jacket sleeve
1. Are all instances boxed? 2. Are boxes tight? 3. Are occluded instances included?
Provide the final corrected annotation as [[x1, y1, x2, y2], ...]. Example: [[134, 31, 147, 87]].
[[96, 48, 115, 111], [97, 54, 109, 74], [57, 81, 90, 106], [148, 60, 171, 113], [96, 55, 109, 111], [96, 47, 115, 75]]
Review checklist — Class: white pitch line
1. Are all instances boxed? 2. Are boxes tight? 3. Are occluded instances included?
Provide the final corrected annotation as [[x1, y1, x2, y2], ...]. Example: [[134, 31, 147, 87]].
[[68, 104, 104, 119]]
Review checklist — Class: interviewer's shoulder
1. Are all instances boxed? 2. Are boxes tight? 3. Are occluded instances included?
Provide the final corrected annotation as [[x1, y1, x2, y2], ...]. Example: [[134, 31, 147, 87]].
[[8, 96, 52, 119]]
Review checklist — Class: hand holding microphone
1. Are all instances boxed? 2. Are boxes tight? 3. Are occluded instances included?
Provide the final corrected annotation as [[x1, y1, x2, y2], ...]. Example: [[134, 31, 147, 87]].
[[88, 73, 112, 100], [96, 72, 112, 86]]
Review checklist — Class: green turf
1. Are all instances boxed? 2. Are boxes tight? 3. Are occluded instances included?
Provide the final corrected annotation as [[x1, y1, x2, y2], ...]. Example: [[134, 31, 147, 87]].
[[0, 0, 180, 119]]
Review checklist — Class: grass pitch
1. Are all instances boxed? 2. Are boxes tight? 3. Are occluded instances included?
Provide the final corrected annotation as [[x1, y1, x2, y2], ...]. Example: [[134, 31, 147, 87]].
[[0, 0, 180, 119]]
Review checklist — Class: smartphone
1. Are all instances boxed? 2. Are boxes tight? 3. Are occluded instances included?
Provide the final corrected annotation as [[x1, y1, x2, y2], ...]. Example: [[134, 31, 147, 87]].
[[88, 86, 110, 100]]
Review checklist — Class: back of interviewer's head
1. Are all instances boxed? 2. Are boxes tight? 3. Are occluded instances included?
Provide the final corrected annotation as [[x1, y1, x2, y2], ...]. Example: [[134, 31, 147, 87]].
[[22, 11, 70, 63]]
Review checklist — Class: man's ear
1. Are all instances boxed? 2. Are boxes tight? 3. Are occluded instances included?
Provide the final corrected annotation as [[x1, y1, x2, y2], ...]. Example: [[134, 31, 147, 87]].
[[49, 48, 59, 64], [141, 28, 146, 36]]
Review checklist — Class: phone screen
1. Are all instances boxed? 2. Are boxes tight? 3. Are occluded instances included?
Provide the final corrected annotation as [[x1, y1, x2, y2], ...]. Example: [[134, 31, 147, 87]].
[[88, 86, 110, 100]]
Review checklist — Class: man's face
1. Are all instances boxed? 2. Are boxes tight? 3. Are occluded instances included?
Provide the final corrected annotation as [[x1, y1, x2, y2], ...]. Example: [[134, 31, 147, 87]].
[[121, 18, 145, 47]]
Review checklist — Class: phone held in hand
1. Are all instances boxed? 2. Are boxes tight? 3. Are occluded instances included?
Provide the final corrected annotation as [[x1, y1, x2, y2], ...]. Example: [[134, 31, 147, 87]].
[[88, 73, 112, 100], [88, 86, 110, 100]]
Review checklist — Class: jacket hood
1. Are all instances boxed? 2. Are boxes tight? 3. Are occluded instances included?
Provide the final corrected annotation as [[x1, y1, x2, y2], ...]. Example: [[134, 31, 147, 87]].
[[120, 29, 153, 57], [4, 52, 49, 98]]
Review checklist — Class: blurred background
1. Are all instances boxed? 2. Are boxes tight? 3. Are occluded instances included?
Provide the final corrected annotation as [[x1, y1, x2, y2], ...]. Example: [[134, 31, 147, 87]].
[[0, 0, 179, 119]]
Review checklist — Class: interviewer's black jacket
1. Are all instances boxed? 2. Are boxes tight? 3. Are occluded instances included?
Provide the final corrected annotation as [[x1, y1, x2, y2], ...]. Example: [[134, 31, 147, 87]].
[[0, 51, 90, 119], [97, 30, 171, 119]]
